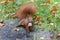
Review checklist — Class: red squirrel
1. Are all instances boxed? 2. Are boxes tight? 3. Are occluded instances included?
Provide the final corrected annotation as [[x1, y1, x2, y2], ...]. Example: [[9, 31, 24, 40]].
[[15, 2, 43, 32], [16, 2, 36, 32]]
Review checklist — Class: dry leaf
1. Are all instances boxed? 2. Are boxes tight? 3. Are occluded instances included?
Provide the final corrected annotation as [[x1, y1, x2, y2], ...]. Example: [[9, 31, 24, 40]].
[[0, 1, 6, 4], [40, 2, 50, 6], [0, 0, 15, 4], [46, 0, 50, 4], [57, 33, 60, 37], [34, 15, 42, 25], [50, 5, 57, 13], [0, 23, 4, 27]]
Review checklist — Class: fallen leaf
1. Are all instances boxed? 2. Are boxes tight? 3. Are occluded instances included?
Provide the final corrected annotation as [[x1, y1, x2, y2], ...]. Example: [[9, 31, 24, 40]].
[[50, 5, 57, 13], [40, 2, 50, 6], [57, 33, 60, 37], [0, 1, 6, 4], [46, 0, 50, 4], [0, 23, 4, 27]]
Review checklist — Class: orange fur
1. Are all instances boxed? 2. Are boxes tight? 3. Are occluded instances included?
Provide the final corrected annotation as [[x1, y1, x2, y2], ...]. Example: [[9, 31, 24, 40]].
[[16, 2, 37, 20]]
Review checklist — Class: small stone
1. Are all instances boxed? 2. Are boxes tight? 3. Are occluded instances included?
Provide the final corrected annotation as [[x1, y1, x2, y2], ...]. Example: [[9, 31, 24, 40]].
[[16, 38, 19, 40], [13, 28, 19, 31], [16, 28, 20, 31], [40, 37, 45, 40]]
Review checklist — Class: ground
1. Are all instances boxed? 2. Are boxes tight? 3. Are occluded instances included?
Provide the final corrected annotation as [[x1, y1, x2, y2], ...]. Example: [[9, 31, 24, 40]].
[[0, 19, 59, 40]]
